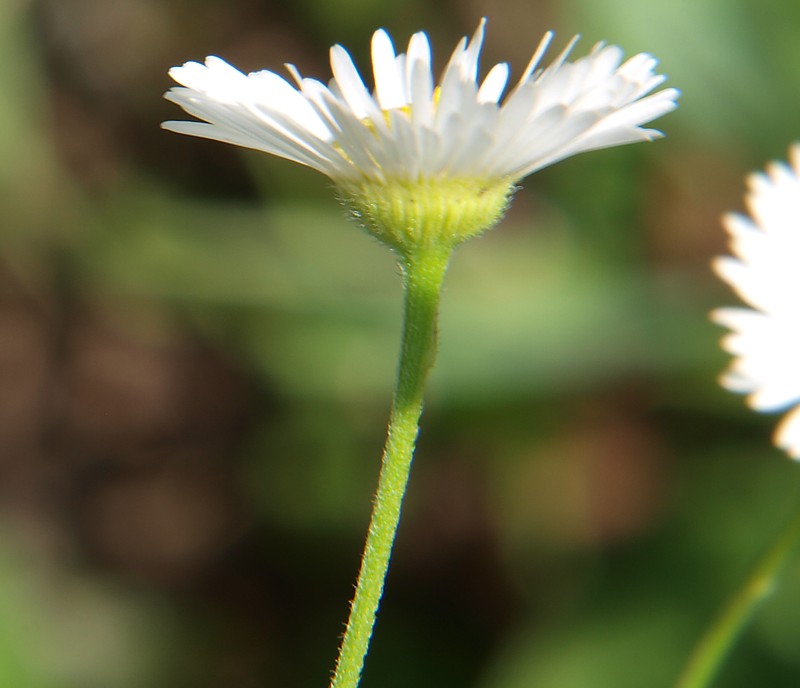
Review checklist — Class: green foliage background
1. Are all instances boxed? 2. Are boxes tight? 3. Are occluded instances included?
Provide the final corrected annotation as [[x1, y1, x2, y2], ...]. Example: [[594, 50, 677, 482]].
[[1, 0, 800, 686]]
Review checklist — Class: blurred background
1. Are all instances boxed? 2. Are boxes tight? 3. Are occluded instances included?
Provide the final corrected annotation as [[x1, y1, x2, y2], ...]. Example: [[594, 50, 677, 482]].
[[2, 0, 800, 686]]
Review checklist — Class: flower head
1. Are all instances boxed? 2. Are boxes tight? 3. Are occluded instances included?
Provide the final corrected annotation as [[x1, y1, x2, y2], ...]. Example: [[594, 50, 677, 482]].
[[712, 145, 800, 459], [163, 19, 678, 252]]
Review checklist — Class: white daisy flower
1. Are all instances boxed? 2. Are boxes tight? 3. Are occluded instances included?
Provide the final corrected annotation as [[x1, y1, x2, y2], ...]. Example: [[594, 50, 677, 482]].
[[163, 19, 677, 251], [164, 19, 677, 183], [712, 144, 800, 459]]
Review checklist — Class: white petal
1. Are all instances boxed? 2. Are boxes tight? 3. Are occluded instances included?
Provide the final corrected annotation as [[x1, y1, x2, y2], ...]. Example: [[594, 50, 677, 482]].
[[775, 407, 800, 460], [408, 50, 435, 128], [517, 31, 555, 84], [372, 29, 406, 110], [405, 31, 432, 96], [329, 44, 378, 119], [163, 21, 677, 183], [478, 63, 509, 104], [460, 18, 487, 81]]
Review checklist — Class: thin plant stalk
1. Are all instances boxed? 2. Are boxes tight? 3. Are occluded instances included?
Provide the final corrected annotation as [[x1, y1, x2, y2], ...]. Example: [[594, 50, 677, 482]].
[[675, 506, 800, 688], [329, 245, 452, 688]]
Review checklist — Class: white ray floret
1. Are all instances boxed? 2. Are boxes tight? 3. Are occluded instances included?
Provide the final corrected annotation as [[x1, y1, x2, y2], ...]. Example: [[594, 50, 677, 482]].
[[163, 18, 678, 184], [712, 144, 800, 459]]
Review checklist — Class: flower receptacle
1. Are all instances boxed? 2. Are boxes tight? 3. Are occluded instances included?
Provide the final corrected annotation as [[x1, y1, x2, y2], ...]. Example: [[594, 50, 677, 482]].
[[337, 177, 515, 255]]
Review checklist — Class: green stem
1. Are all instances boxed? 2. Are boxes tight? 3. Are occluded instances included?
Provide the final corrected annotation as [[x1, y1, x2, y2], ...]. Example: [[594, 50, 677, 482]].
[[329, 245, 452, 688], [675, 506, 800, 688]]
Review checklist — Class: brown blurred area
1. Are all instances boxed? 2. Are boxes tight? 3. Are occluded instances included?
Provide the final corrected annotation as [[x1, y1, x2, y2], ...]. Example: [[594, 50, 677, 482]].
[[2, 0, 251, 581]]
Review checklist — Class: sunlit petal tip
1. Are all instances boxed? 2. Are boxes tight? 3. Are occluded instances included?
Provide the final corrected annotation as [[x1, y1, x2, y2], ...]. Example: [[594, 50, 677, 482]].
[[372, 28, 393, 44], [284, 63, 303, 86], [550, 34, 581, 71], [205, 56, 232, 69], [371, 29, 397, 73], [659, 86, 681, 102], [789, 143, 800, 168], [478, 63, 510, 103], [460, 17, 488, 79], [406, 31, 431, 62], [645, 129, 665, 141], [775, 407, 800, 459], [518, 30, 556, 83]]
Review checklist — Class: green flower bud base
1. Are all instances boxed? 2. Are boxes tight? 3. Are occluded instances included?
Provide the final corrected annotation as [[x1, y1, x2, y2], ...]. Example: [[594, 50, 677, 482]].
[[338, 177, 515, 253]]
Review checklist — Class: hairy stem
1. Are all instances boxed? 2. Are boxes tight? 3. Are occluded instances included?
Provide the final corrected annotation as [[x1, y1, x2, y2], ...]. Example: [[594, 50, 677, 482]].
[[329, 245, 452, 688]]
